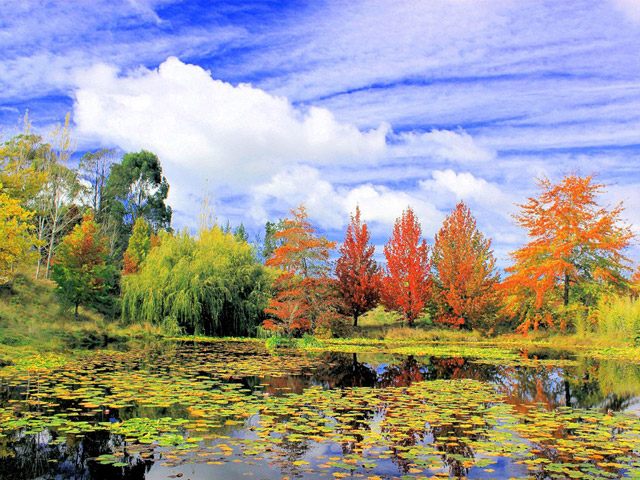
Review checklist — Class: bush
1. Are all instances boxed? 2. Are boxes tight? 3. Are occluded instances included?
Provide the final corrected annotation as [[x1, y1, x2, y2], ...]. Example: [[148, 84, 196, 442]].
[[596, 294, 640, 345]]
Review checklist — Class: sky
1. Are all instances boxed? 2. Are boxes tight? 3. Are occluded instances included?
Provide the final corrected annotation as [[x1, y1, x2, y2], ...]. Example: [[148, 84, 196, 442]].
[[2, 0, 640, 267]]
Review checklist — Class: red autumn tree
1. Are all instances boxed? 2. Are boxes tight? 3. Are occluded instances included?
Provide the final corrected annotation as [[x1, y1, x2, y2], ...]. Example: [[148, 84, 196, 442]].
[[432, 201, 500, 330], [335, 206, 382, 327], [500, 174, 634, 333], [382, 207, 432, 326], [264, 205, 338, 335]]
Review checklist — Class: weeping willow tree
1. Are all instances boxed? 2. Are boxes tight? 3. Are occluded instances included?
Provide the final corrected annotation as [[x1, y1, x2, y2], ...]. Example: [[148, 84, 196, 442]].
[[121, 227, 275, 336]]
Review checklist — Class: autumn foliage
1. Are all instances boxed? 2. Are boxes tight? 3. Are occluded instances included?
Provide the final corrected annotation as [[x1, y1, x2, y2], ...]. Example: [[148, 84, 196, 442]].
[[51, 213, 115, 316], [0, 183, 37, 278], [432, 201, 500, 329], [500, 174, 634, 333], [382, 207, 433, 326], [335, 206, 382, 326], [264, 205, 338, 335]]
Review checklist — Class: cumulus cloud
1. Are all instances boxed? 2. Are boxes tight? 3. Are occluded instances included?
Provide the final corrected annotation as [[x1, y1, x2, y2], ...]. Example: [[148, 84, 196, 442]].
[[74, 57, 389, 194], [73, 56, 496, 228], [251, 165, 444, 238], [419, 169, 511, 211]]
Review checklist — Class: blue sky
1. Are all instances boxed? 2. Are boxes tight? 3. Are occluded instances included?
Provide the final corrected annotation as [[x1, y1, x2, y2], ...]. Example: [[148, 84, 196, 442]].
[[2, 0, 640, 266]]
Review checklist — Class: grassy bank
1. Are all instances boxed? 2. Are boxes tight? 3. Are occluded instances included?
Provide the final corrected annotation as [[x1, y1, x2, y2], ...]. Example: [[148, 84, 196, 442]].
[[0, 269, 163, 352]]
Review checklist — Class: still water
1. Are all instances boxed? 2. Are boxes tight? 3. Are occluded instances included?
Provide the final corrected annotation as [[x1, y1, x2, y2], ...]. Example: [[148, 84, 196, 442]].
[[0, 340, 638, 479]]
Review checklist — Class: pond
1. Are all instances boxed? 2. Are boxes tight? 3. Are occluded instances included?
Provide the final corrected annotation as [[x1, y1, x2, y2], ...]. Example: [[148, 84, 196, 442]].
[[0, 340, 639, 479]]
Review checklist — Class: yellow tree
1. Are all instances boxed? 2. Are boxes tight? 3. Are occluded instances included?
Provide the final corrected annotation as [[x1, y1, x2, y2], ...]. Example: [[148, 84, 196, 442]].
[[0, 112, 49, 205], [0, 184, 36, 279], [500, 174, 634, 333]]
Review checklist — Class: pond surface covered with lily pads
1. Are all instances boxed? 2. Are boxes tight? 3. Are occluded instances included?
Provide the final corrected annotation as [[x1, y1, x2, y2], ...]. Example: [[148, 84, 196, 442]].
[[0, 339, 639, 479]]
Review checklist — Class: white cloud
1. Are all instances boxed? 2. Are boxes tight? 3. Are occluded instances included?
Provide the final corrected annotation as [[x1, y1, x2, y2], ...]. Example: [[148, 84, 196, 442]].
[[419, 169, 511, 211], [73, 56, 501, 225], [250, 165, 444, 238], [392, 129, 495, 162], [610, 0, 640, 23], [73, 57, 389, 195]]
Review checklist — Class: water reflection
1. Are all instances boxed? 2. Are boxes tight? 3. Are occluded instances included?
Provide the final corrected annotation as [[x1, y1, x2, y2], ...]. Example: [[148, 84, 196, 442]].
[[1, 343, 639, 479]]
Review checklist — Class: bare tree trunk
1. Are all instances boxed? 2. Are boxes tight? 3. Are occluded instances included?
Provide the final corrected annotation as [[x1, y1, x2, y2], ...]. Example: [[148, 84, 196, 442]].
[[564, 271, 570, 307], [35, 218, 45, 279], [45, 227, 56, 279]]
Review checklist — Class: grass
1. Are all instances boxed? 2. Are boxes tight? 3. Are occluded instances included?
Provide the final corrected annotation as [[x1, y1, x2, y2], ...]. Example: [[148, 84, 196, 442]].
[[0, 268, 163, 352], [2, 265, 638, 364]]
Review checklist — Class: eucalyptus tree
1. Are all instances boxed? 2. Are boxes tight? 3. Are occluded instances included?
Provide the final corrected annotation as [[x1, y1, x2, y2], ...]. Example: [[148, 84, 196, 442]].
[[104, 150, 172, 258]]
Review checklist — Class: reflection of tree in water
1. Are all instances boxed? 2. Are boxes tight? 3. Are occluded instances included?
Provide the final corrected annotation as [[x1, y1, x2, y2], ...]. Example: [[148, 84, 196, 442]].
[[430, 422, 478, 478], [0, 429, 153, 479], [312, 352, 377, 388], [268, 435, 311, 479], [376, 356, 495, 478], [378, 355, 427, 388], [311, 353, 378, 456]]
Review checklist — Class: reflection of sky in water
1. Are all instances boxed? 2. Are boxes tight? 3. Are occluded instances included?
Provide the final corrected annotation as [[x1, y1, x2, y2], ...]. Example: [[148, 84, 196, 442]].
[[2, 345, 640, 479], [144, 412, 532, 480]]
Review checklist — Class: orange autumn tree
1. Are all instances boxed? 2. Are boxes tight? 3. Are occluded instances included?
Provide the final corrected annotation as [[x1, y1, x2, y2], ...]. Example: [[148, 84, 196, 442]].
[[432, 201, 500, 330], [500, 174, 634, 333], [335, 205, 382, 327], [264, 205, 337, 335], [382, 207, 433, 326]]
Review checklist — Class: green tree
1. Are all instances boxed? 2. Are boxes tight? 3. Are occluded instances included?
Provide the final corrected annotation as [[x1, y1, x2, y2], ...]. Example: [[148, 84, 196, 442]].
[[51, 214, 116, 317], [104, 150, 172, 257], [123, 217, 152, 275], [78, 148, 117, 221], [122, 226, 274, 336]]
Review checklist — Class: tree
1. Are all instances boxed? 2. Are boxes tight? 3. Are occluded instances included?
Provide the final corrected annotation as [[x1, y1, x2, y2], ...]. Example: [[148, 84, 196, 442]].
[[335, 206, 381, 326], [432, 201, 500, 329], [33, 113, 82, 279], [78, 148, 117, 220], [104, 150, 172, 257], [122, 227, 274, 336], [382, 207, 432, 326], [0, 128, 49, 205], [264, 205, 338, 335], [500, 174, 634, 333], [123, 217, 152, 275], [51, 214, 116, 317], [0, 184, 36, 280]]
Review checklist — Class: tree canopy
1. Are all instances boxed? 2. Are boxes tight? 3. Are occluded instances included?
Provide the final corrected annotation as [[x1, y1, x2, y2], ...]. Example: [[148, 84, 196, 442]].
[[264, 205, 338, 335], [500, 174, 635, 332], [51, 214, 116, 316], [122, 227, 274, 336], [432, 201, 500, 330], [335, 206, 381, 326], [104, 150, 172, 256], [382, 207, 433, 326]]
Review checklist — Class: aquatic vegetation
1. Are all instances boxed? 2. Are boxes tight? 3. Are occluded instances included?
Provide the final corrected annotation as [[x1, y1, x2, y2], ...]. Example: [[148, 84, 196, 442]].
[[0, 340, 639, 478]]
